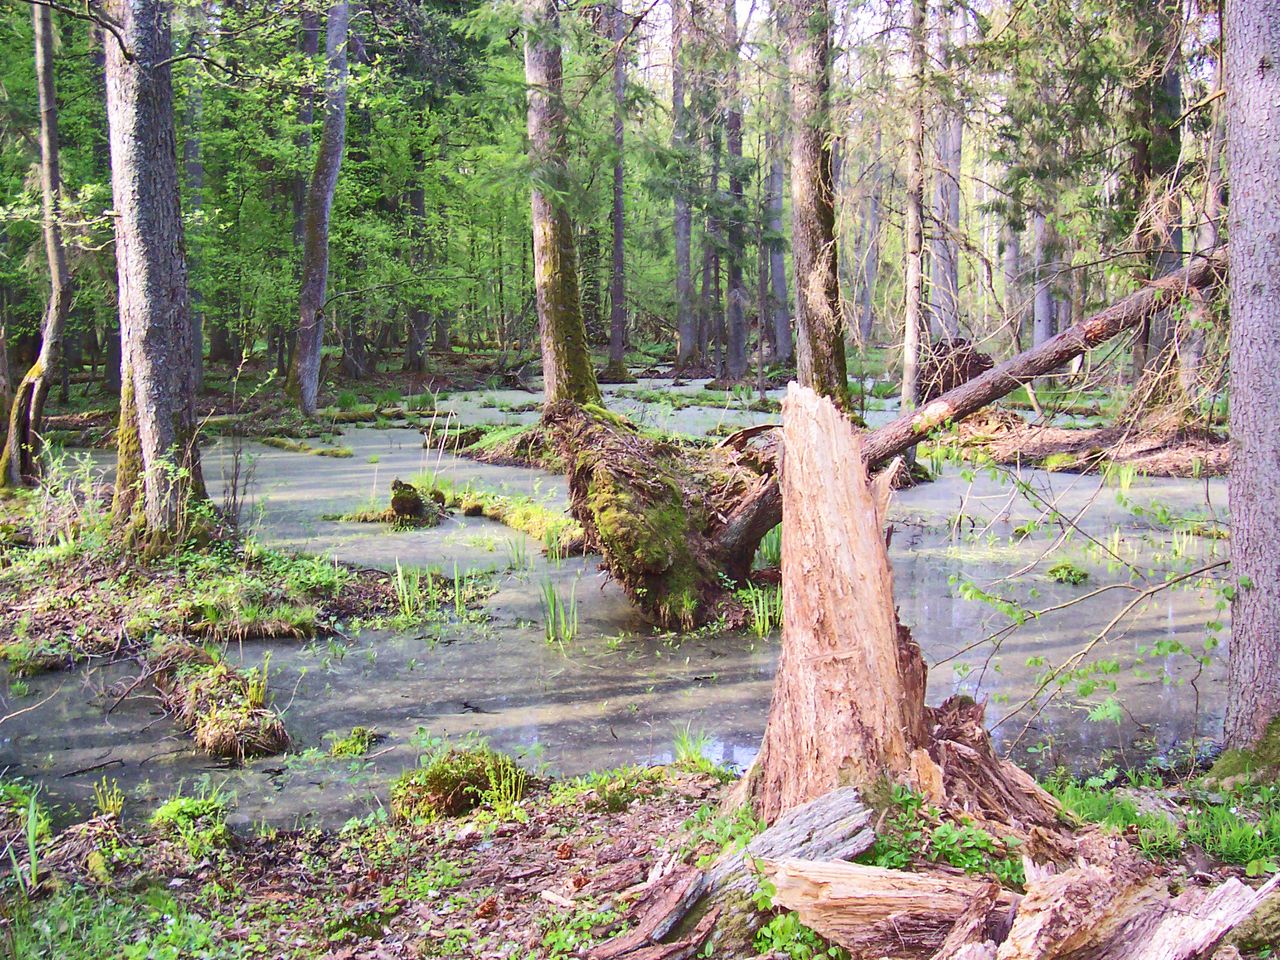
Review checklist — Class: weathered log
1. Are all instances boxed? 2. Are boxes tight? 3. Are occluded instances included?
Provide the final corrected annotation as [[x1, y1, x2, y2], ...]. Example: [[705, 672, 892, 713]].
[[758, 858, 1019, 959], [713, 247, 1228, 563], [587, 865, 708, 960], [996, 861, 1280, 960]]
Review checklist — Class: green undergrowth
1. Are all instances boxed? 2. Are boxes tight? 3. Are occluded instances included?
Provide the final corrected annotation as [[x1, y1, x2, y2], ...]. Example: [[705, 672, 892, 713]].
[[149, 783, 234, 860], [857, 785, 1025, 888], [1046, 768, 1280, 875], [1206, 715, 1280, 786], [328, 725, 380, 757], [390, 736, 529, 823], [0, 477, 389, 671]]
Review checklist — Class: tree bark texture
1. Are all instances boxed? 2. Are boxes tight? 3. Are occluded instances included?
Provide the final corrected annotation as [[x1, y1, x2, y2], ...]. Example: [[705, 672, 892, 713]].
[[787, 0, 849, 409], [1224, 0, 1280, 750], [1, 3, 72, 487], [287, 1, 349, 416], [857, 132, 882, 344], [750, 386, 928, 822], [103, 0, 205, 537], [766, 131, 794, 363], [723, 0, 748, 380], [902, 0, 927, 407], [930, 102, 962, 339], [604, 0, 628, 380], [672, 0, 697, 368], [1030, 210, 1054, 347], [525, 0, 601, 406]]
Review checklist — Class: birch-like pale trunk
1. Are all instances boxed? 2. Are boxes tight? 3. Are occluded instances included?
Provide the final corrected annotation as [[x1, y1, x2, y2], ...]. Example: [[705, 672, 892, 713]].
[[901, 0, 927, 408], [1, 4, 73, 487], [287, 2, 350, 416], [103, 0, 205, 539], [1031, 209, 1055, 347], [1224, 0, 1280, 751]]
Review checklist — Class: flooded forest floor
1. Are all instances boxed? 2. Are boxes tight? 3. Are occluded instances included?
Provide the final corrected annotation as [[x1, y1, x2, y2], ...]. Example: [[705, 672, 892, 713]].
[[3, 353, 1277, 958]]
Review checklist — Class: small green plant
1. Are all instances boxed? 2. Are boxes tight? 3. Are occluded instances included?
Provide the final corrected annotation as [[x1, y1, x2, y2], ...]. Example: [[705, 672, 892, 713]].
[[394, 559, 424, 619], [738, 582, 783, 639], [1047, 559, 1089, 585], [681, 802, 766, 868], [150, 783, 232, 859], [336, 389, 359, 411], [92, 777, 125, 818], [540, 577, 579, 648], [755, 910, 848, 959], [754, 525, 782, 569], [672, 726, 733, 781], [328, 725, 378, 757]]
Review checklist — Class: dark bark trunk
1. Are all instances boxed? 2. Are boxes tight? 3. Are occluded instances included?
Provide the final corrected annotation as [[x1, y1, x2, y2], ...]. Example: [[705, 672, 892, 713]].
[[604, 0, 628, 379], [1002, 219, 1023, 350], [929, 16, 962, 341], [786, 0, 848, 409], [524, 0, 601, 406], [1224, 0, 1280, 751], [286, 2, 349, 416], [672, 0, 697, 369], [1, 3, 73, 487], [183, 11, 205, 392], [103, 0, 206, 540], [766, 131, 793, 364], [901, 0, 926, 408], [722, 0, 748, 380]]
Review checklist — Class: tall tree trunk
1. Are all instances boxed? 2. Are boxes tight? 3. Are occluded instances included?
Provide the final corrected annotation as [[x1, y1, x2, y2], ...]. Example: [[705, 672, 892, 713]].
[[103, 0, 205, 540], [183, 6, 205, 391], [672, 0, 697, 369], [1002, 219, 1023, 350], [279, 10, 320, 376], [1223, 0, 1280, 751], [603, 0, 629, 381], [723, 0, 748, 380], [1031, 209, 1054, 347], [286, 1, 350, 416], [1, 4, 73, 488], [787, 0, 849, 409], [766, 130, 793, 364], [857, 130, 882, 344], [1181, 63, 1224, 402], [901, 0, 927, 408], [525, 0, 601, 406], [929, 18, 962, 340]]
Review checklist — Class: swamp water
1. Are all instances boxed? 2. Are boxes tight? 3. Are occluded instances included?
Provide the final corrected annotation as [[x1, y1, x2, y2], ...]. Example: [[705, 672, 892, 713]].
[[0, 387, 1231, 828]]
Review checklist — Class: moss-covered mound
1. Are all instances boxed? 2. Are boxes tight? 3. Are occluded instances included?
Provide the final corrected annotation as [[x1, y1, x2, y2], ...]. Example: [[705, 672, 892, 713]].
[[1207, 716, 1280, 788], [151, 642, 289, 762], [389, 747, 527, 822], [543, 402, 771, 629]]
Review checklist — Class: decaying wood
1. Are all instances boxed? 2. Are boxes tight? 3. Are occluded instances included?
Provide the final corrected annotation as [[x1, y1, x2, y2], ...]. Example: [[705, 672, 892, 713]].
[[930, 880, 1002, 960], [758, 858, 1019, 959], [588, 865, 707, 960], [996, 862, 1280, 960], [748, 385, 930, 822]]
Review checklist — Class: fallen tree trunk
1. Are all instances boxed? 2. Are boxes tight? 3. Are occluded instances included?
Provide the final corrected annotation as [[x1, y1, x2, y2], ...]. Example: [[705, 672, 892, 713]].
[[713, 247, 1228, 564]]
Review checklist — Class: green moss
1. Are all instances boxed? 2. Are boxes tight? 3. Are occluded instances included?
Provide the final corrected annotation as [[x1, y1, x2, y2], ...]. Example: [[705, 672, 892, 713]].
[[1208, 715, 1280, 783], [1047, 560, 1089, 585], [429, 484, 581, 551], [150, 786, 232, 859], [329, 726, 379, 757], [389, 746, 526, 822]]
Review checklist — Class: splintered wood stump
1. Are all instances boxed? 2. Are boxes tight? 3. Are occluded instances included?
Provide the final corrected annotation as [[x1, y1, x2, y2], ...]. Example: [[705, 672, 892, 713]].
[[749, 385, 929, 822]]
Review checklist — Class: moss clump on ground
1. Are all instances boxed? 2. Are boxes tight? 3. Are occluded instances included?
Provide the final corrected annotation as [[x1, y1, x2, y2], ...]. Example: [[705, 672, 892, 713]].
[[149, 787, 231, 859], [151, 642, 289, 762], [329, 726, 379, 757], [260, 436, 354, 458], [1047, 559, 1089, 585], [1206, 715, 1280, 786], [390, 746, 527, 822], [333, 479, 447, 530], [435, 485, 583, 554], [461, 422, 563, 470]]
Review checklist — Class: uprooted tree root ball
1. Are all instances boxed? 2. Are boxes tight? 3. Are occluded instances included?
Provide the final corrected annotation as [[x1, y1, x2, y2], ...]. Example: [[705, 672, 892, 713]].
[[543, 401, 778, 629]]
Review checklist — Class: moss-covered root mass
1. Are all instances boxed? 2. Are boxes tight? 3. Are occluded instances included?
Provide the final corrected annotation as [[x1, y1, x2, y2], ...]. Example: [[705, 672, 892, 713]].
[[1207, 714, 1280, 787], [150, 642, 289, 763], [544, 402, 766, 629]]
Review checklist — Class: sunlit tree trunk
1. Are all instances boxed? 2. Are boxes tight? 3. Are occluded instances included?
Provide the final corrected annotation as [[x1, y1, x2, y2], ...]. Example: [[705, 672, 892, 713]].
[[929, 8, 962, 340], [1001, 219, 1023, 350], [1224, 0, 1280, 751], [723, 0, 748, 380], [766, 129, 793, 363], [524, 0, 601, 406], [857, 130, 882, 345], [901, 0, 927, 408], [1, 4, 73, 488], [286, 1, 350, 416], [787, 0, 849, 409], [1030, 209, 1055, 347], [672, 0, 697, 369], [182, 4, 206, 392], [103, 0, 206, 540], [603, 0, 629, 381]]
